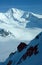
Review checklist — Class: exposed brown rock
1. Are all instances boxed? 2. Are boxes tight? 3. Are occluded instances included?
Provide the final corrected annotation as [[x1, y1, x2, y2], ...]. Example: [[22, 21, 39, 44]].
[[17, 42, 27, 52]]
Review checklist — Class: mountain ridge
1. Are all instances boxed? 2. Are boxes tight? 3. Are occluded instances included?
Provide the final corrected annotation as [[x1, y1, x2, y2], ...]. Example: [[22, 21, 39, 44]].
[[0, 32, 42, 65], [0, 8, 42, 62]]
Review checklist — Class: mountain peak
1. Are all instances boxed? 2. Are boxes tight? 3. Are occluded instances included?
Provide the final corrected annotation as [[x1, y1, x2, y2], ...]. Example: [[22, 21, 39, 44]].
[[6, 8, 24, 17], [0, 8, 42, 40]]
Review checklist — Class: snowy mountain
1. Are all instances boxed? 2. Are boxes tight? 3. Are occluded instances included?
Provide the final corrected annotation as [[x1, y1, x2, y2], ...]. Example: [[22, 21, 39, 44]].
[[0, 8, 42, 62], [0, 8, 42, 28], [0, 32, 42, 65], [0, 8, 42, 40], [26, 12, 42, 28]]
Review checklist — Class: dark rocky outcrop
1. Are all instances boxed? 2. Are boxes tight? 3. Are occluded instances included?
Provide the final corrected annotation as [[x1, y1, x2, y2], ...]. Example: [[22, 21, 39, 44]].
[[17, 42, 27, 52], [7, 60, 12, 65], [17, 44, 39, 64], [22, 44, 39, 60]]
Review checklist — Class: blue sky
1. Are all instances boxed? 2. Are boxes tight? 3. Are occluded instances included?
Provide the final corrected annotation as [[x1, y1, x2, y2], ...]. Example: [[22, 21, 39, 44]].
[[0, 0, 42, 14]]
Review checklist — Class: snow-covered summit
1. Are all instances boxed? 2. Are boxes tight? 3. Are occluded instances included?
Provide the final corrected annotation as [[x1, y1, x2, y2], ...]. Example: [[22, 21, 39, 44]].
[[0, 8, 42, 29], [0, 8, 42, 28], [0, 8, 42, 40]]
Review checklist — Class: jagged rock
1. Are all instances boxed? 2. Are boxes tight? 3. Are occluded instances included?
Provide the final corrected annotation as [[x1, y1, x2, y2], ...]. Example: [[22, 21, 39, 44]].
[[17, 42, 27, 52], [21, 44, 39, 61]]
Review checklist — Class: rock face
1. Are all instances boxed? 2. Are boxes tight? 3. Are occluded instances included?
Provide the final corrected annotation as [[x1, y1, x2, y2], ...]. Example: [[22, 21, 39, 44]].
[[7, 60, 12, 65], [17, 42, 27, 52], [21, 44, 39, 60], [0, 28, 9, 37]]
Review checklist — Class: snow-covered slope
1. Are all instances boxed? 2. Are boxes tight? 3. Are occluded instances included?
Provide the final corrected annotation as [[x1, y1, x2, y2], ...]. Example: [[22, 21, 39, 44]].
[[0, 8, 42, 28], [26, 12, 42, 28], [0, 8, 42, 62], [0, 8, 42, 40], [1, 32, 42, 65]]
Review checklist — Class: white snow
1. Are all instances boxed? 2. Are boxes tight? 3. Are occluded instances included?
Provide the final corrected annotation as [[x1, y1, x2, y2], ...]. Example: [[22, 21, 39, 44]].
[[0, 8, 42, 62], [2, 32, 42, 65]]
